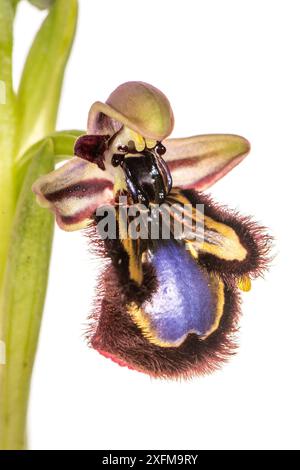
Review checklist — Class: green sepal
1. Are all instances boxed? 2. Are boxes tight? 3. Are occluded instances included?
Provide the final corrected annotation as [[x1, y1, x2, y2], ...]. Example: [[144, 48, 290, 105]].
[[28, 0, 54, 9]]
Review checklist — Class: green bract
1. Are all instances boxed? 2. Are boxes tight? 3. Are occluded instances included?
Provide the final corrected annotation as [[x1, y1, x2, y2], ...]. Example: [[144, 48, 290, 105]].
[[28, 0, 54, 9], [0, 0, 80, 449]]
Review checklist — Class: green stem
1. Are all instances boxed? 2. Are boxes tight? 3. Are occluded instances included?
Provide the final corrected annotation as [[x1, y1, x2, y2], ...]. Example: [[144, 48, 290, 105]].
[[0, 0, 78, 449], [15, 0, 78, 159], [0, 0, 16, 289], [0, 140, 54, 450], [0, 131, 81, 449]]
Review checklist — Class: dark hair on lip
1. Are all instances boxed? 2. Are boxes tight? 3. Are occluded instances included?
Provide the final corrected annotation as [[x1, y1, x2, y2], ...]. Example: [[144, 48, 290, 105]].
[[181, 190, 273, 285], [85, 190, 272, 379], [87, 248, 241, 379]]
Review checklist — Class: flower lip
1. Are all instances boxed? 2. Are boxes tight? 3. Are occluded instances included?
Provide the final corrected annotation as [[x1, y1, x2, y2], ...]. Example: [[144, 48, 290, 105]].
[[121, 149, 172, 205], [87, 81, 174, 141]]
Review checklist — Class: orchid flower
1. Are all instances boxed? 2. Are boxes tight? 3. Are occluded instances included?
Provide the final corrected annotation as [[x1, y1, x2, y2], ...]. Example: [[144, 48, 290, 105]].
[[33, 81, 271, 379]]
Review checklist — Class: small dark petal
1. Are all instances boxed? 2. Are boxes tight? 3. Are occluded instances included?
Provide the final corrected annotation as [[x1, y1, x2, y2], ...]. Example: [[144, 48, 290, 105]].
[[156, 142, 166, 156], [111, 154, 125, 167], [117, 145, 129, 153], [74, 135, 110, 171]]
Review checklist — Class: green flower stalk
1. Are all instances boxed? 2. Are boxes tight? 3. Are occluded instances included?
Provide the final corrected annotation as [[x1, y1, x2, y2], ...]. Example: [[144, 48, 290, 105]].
[[0, 0, 81, 449]]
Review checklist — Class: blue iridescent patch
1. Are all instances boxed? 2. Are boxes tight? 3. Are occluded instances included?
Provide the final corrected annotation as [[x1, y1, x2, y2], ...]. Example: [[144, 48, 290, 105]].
[[140, 242, 222, 345]]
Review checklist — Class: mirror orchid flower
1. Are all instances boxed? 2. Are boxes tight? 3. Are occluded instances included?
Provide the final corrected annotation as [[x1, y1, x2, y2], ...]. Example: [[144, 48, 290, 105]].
[[32, 82, 271, 378]]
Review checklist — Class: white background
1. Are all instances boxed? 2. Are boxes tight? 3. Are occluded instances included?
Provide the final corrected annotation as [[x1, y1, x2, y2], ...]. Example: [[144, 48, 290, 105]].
[[13, 0, 299, 450]]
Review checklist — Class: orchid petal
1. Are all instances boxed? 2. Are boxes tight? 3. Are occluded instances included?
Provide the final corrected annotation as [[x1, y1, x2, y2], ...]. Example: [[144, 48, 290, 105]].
[[164, 134, 250, 190], [74, 134, 110, 170], [32, 157, 114, 231]]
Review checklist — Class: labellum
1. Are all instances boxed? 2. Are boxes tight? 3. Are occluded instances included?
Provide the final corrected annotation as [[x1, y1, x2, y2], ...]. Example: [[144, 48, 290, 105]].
[[32, 81, 271, 379]]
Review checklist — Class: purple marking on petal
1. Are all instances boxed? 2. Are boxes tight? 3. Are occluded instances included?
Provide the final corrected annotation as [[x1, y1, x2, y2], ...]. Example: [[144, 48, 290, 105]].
[[167, 156, 199, 170], [143, 242, 217, 344], [59, 207, 98, 226], [44, 179, 113, 202]]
